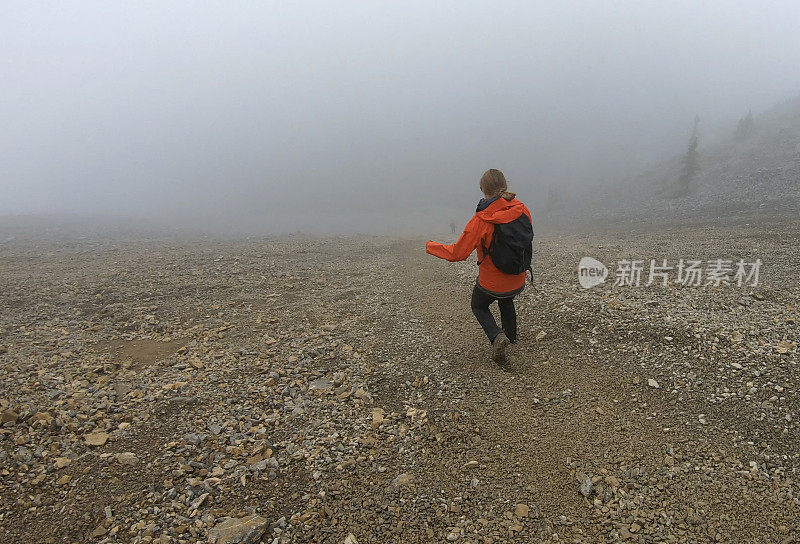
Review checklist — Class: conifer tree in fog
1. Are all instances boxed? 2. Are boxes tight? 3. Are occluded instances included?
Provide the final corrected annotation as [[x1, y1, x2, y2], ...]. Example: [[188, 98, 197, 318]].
[[673, 116, 700, 198], [734, 110, 755, 140]]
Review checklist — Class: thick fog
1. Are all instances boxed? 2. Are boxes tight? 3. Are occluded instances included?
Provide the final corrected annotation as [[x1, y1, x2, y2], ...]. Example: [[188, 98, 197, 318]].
[[2, 2, 800, 234]]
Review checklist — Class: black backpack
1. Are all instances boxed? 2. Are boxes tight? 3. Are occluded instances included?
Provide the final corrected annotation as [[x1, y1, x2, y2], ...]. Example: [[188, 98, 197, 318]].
[[481, 214, 534, 280]]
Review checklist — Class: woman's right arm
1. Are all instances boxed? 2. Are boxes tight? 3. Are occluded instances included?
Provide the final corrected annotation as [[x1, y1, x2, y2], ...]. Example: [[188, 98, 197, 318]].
[[426, 215, 483, 262]]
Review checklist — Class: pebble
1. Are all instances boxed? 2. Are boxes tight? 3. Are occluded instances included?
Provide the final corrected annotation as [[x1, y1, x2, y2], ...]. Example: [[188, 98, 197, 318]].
[[389, 473, 414, 489], [115, 452, 139, 465], [208, 514, 268, 544], [53, 457, 72, 469], [576, 472, 593, 497], [85, 431, 110, 446], [2, 409, 19, 424]]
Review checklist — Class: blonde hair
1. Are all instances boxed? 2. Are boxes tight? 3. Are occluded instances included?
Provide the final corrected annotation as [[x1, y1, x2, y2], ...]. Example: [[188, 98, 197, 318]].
[[480, 169, 516, 200]]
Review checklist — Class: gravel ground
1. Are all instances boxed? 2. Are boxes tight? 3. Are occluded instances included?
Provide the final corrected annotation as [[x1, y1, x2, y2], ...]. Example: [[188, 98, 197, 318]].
[[1, 221, 798, 543]]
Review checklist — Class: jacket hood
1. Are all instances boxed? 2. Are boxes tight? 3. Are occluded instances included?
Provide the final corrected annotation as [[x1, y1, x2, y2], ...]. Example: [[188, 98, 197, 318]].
[[476, 197, 499, 212], [475, 197, 527, 224]]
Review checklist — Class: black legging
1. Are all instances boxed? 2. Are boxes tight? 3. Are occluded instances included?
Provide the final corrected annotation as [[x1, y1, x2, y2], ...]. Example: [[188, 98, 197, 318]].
[[471, 284, 517, 343]]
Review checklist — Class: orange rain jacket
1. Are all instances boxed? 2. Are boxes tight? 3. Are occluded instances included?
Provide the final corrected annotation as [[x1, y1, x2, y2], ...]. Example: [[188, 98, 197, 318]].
[[426, 197, 532, 295]]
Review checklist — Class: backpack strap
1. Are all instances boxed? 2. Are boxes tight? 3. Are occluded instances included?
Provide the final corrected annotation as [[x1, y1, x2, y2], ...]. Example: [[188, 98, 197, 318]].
[[476, 230, 495, 266]]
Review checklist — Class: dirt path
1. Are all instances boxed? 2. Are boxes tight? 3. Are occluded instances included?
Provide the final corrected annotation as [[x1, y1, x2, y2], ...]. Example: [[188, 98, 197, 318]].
[[342, 237, 798, 543]]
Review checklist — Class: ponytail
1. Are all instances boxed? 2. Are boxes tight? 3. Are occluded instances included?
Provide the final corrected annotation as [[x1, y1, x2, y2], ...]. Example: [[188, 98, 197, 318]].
[[499, 190, 516, 201]]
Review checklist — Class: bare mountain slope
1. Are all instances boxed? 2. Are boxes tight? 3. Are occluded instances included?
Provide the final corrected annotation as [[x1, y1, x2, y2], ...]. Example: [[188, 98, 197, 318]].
[[552, 95, 800, 227]]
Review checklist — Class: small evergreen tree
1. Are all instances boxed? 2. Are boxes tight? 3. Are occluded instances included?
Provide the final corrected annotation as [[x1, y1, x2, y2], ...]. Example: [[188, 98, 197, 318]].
[[734, 110, 755, 140], [673, 116, 700, 198]]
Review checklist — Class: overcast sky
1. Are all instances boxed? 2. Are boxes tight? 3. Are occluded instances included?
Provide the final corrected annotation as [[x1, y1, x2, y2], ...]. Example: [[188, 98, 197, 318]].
[[2, 1, 800, 232]]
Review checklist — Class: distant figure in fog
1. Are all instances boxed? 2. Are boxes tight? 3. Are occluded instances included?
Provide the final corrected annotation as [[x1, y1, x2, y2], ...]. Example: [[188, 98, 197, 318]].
[[450, 220, 457, 235], [426, 169, 533, 366]]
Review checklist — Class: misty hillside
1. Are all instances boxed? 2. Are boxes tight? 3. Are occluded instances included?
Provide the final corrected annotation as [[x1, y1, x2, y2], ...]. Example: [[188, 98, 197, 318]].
[[558, 95, 800, 226]]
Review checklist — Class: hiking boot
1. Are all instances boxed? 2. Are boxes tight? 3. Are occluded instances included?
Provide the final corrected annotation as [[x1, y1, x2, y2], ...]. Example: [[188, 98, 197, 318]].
[[492, 332, 511, 365]]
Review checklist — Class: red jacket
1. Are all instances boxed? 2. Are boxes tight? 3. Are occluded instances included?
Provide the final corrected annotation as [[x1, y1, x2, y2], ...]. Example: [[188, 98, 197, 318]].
[[426, 197, 532, 294]]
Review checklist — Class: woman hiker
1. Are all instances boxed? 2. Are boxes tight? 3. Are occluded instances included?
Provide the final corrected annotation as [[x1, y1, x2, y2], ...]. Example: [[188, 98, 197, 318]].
[[425, 169, 533, 365]]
